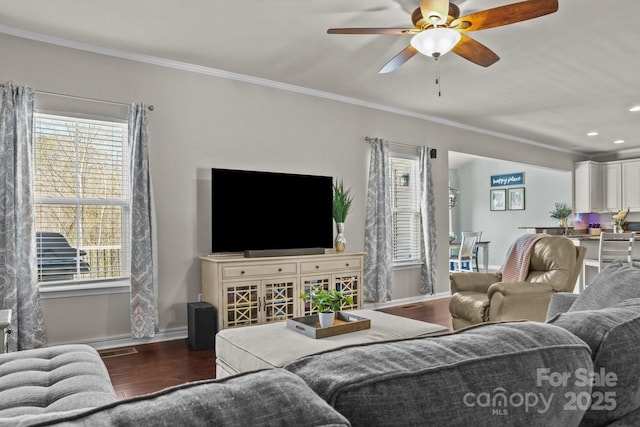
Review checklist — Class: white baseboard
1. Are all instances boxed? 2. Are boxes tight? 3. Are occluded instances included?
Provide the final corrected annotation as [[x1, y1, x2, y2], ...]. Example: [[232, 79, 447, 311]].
[[54, 291, 459, 350], [58, 327, 188, 351], [363, 292, 450, 310]]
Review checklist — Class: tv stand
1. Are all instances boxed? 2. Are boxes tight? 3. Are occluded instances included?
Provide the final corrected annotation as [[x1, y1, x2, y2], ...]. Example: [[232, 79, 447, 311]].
[[243, 247, 325, 258], [200, 251, 364, 330]]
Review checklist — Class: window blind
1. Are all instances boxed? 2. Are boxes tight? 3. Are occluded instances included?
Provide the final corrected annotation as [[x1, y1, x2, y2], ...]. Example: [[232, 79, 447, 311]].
[[34, 113, 130, 283], [389, 156, 422, 263]]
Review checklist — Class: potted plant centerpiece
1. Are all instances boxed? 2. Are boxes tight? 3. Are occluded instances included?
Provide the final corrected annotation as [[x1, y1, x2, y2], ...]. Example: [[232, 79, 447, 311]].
[[333, 180, 353, 252], [611, 208, 630, 233], [550, 202, 572, 227], [300, 289, 354, 327]]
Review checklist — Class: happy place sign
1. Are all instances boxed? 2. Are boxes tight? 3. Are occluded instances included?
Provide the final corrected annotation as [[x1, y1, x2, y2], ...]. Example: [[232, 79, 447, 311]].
[[491, 172, 524, 187]]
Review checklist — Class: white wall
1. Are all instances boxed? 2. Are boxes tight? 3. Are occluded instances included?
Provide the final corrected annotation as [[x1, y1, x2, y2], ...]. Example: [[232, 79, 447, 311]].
[[0, 32, 583, 345], [454, 158, 573, 267]]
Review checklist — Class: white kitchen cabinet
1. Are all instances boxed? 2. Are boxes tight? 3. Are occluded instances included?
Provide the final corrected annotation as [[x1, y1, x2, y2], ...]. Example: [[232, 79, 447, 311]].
[[574, 161, 603, 213], [622, 160, 640, 211], [603, 162, 622, 211]]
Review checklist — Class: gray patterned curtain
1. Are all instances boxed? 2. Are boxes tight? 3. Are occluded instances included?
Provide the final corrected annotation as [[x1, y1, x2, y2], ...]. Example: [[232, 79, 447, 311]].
[[0, 83, 46, 350], [364, 138, 393, 303], [419, 147, 437, 294], [129, 103, 158, 338]]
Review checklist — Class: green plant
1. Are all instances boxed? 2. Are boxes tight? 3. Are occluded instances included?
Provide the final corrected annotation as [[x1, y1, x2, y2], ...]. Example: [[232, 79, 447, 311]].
[[300, 289, 353, 313], [333, 180, 353, 223], [549, 202, 572, 220], [611, 208, 630, 230]]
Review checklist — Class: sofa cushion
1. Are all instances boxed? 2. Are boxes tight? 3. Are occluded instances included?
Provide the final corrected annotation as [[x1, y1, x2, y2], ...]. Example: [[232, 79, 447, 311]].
[[0, 344, 116, 426], [608, 405, 640, 426], [27, 368, 350, 427], [547, 298, 640, 426], [286, 322, 592, 426], [545, 292, 579, 320], [569, 261, 640, 311]]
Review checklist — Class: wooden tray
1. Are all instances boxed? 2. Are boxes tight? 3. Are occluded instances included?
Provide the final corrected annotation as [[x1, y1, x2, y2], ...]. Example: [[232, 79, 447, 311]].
[[287, 312, 371, 339]]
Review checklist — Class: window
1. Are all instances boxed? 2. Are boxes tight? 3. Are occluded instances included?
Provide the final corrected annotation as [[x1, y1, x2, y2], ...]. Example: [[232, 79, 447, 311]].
[[389, 156, 422, 264], [34, 113, 129, 284]]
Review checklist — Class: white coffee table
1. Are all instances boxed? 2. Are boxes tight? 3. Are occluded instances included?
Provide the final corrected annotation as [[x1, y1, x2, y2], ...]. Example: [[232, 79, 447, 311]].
[[215, 309, 449, 378]]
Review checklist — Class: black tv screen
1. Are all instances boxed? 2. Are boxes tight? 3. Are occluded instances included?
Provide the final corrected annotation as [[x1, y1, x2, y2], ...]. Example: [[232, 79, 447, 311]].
[[211, 168, 333, 253]]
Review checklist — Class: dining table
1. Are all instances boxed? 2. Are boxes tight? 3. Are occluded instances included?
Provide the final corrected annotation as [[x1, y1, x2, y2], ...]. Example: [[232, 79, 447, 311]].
[[449, 241, 491, 272]]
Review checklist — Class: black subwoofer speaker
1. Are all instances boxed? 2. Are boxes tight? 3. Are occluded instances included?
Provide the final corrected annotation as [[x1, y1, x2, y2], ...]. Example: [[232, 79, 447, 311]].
[[187, 302, 216, 350]]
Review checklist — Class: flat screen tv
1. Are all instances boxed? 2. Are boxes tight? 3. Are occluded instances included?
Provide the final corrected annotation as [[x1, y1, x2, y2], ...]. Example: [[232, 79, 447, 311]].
[[211, 168, 333, 256]]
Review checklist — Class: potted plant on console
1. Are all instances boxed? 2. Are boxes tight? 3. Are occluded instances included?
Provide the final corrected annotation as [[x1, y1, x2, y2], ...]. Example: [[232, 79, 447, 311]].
[[300, 289, 354, 327], [333, 179, 353, 252]]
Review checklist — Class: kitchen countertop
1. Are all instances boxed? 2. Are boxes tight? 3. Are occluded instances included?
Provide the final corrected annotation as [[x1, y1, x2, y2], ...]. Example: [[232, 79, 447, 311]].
[[518, 227, 572, 229], [518, 227, 609, 240], [566, 234, 603, 240]]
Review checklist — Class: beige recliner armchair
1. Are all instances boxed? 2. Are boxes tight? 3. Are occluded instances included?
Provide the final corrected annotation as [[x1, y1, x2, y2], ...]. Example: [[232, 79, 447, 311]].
[[449, 235, 586, 330]]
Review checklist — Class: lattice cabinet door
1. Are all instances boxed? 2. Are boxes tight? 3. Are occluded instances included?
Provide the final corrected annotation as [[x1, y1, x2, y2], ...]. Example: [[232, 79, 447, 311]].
[[223, 281, 260, 328], [262, 279, 297, 323], [333, 273, 360, 311], [299, 275, 331, 316]]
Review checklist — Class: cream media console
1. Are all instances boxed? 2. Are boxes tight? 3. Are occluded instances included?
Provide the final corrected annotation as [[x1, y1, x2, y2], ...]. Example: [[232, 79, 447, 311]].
[[200, 251, 364, 330]]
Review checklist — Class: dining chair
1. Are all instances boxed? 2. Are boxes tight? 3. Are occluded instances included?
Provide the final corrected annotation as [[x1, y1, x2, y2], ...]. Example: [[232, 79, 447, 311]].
[[581, 232, 635, 292], [449, 231, 479, 272], [471, 231, 482, 272]]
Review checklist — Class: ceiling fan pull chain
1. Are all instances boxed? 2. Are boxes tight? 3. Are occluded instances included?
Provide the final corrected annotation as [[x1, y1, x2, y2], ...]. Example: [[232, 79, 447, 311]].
[[435, 59, 442, 97]]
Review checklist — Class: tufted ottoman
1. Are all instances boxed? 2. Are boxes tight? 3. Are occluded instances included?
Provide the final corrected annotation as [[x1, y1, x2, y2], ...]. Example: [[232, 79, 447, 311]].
[[0, 344, 117, 426]]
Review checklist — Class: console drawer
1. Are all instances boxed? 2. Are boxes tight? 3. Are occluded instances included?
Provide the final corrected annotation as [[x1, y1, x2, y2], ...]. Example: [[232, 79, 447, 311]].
[[300, 257, 361, 274], [222, 263, 297, 279]]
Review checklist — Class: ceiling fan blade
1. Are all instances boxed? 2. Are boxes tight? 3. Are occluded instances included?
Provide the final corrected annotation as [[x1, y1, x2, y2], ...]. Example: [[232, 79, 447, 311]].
[[379, 45, 419, 74], [420, 0, 450, 25], [452, 34, 500, 67], [327, 28, 415, 35], [452, 0, 558, 33]]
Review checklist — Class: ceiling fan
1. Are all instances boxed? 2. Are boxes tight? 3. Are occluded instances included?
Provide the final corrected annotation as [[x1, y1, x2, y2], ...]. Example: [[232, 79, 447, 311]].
[[327, 0, 558, 73]]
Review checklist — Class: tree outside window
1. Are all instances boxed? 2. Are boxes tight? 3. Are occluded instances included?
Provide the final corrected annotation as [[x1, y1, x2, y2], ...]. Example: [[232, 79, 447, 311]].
[[34, 114, 129, 283]]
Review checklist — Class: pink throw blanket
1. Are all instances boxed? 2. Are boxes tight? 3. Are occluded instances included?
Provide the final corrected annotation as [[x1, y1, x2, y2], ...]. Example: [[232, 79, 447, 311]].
[[499, 234, 546, 282]]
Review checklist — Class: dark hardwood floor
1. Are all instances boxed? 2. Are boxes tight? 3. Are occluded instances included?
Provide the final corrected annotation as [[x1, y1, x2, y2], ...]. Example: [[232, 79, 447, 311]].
[[377, 296, 452, 330], [100, 297, 452, 399]]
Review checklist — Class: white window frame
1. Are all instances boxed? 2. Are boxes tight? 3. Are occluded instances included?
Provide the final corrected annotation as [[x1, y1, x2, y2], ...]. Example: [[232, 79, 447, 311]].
[[389, 153, 423, 267], [33, 112, 131, 296]]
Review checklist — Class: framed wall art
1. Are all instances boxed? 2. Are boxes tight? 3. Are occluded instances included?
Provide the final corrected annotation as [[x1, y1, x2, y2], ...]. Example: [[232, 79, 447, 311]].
[[508, 187, 525, 211], [490, 189, 506, 211]]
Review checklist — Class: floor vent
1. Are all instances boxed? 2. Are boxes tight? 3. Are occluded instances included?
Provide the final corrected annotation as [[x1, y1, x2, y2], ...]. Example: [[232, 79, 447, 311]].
[[99, 347, 138, 359], [399, 304, 420, 309]]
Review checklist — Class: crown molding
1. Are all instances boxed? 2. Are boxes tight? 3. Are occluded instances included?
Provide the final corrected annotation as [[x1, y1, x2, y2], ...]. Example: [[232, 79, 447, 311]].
[[0, 24, 581, 155]]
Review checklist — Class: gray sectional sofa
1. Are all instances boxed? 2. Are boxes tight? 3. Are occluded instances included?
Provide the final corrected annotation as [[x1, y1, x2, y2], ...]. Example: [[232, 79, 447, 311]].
[[2, 261, 640, 426]]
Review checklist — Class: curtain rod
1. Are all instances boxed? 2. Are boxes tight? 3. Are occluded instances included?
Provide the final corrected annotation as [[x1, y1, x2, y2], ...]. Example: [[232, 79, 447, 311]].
[[36, 89, 155, 111], [1, 83, 154, 111], [365, 136, 437, 159]]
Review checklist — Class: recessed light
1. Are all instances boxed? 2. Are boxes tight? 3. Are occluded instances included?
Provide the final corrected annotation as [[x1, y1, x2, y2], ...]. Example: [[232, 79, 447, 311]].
[[614, 139, 625, 144], [587, 131, 599, 136], [630, 105, 640, 112]]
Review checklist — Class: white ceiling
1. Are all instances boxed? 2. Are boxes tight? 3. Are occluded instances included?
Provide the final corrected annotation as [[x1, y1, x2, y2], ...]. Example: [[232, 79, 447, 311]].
[[1, 0, 639, 156]]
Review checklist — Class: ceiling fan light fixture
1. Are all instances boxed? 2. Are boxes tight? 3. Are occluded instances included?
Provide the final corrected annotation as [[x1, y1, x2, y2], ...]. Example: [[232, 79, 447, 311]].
[[410, 28, 461, 58]]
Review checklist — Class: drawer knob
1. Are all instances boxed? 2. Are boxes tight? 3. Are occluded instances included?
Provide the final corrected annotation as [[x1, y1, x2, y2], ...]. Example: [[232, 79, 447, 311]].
[[240, 270, 245, 275], [346, 263, 350, 267], [278, 268, 282, 272], [315, 265, 320, 269]]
